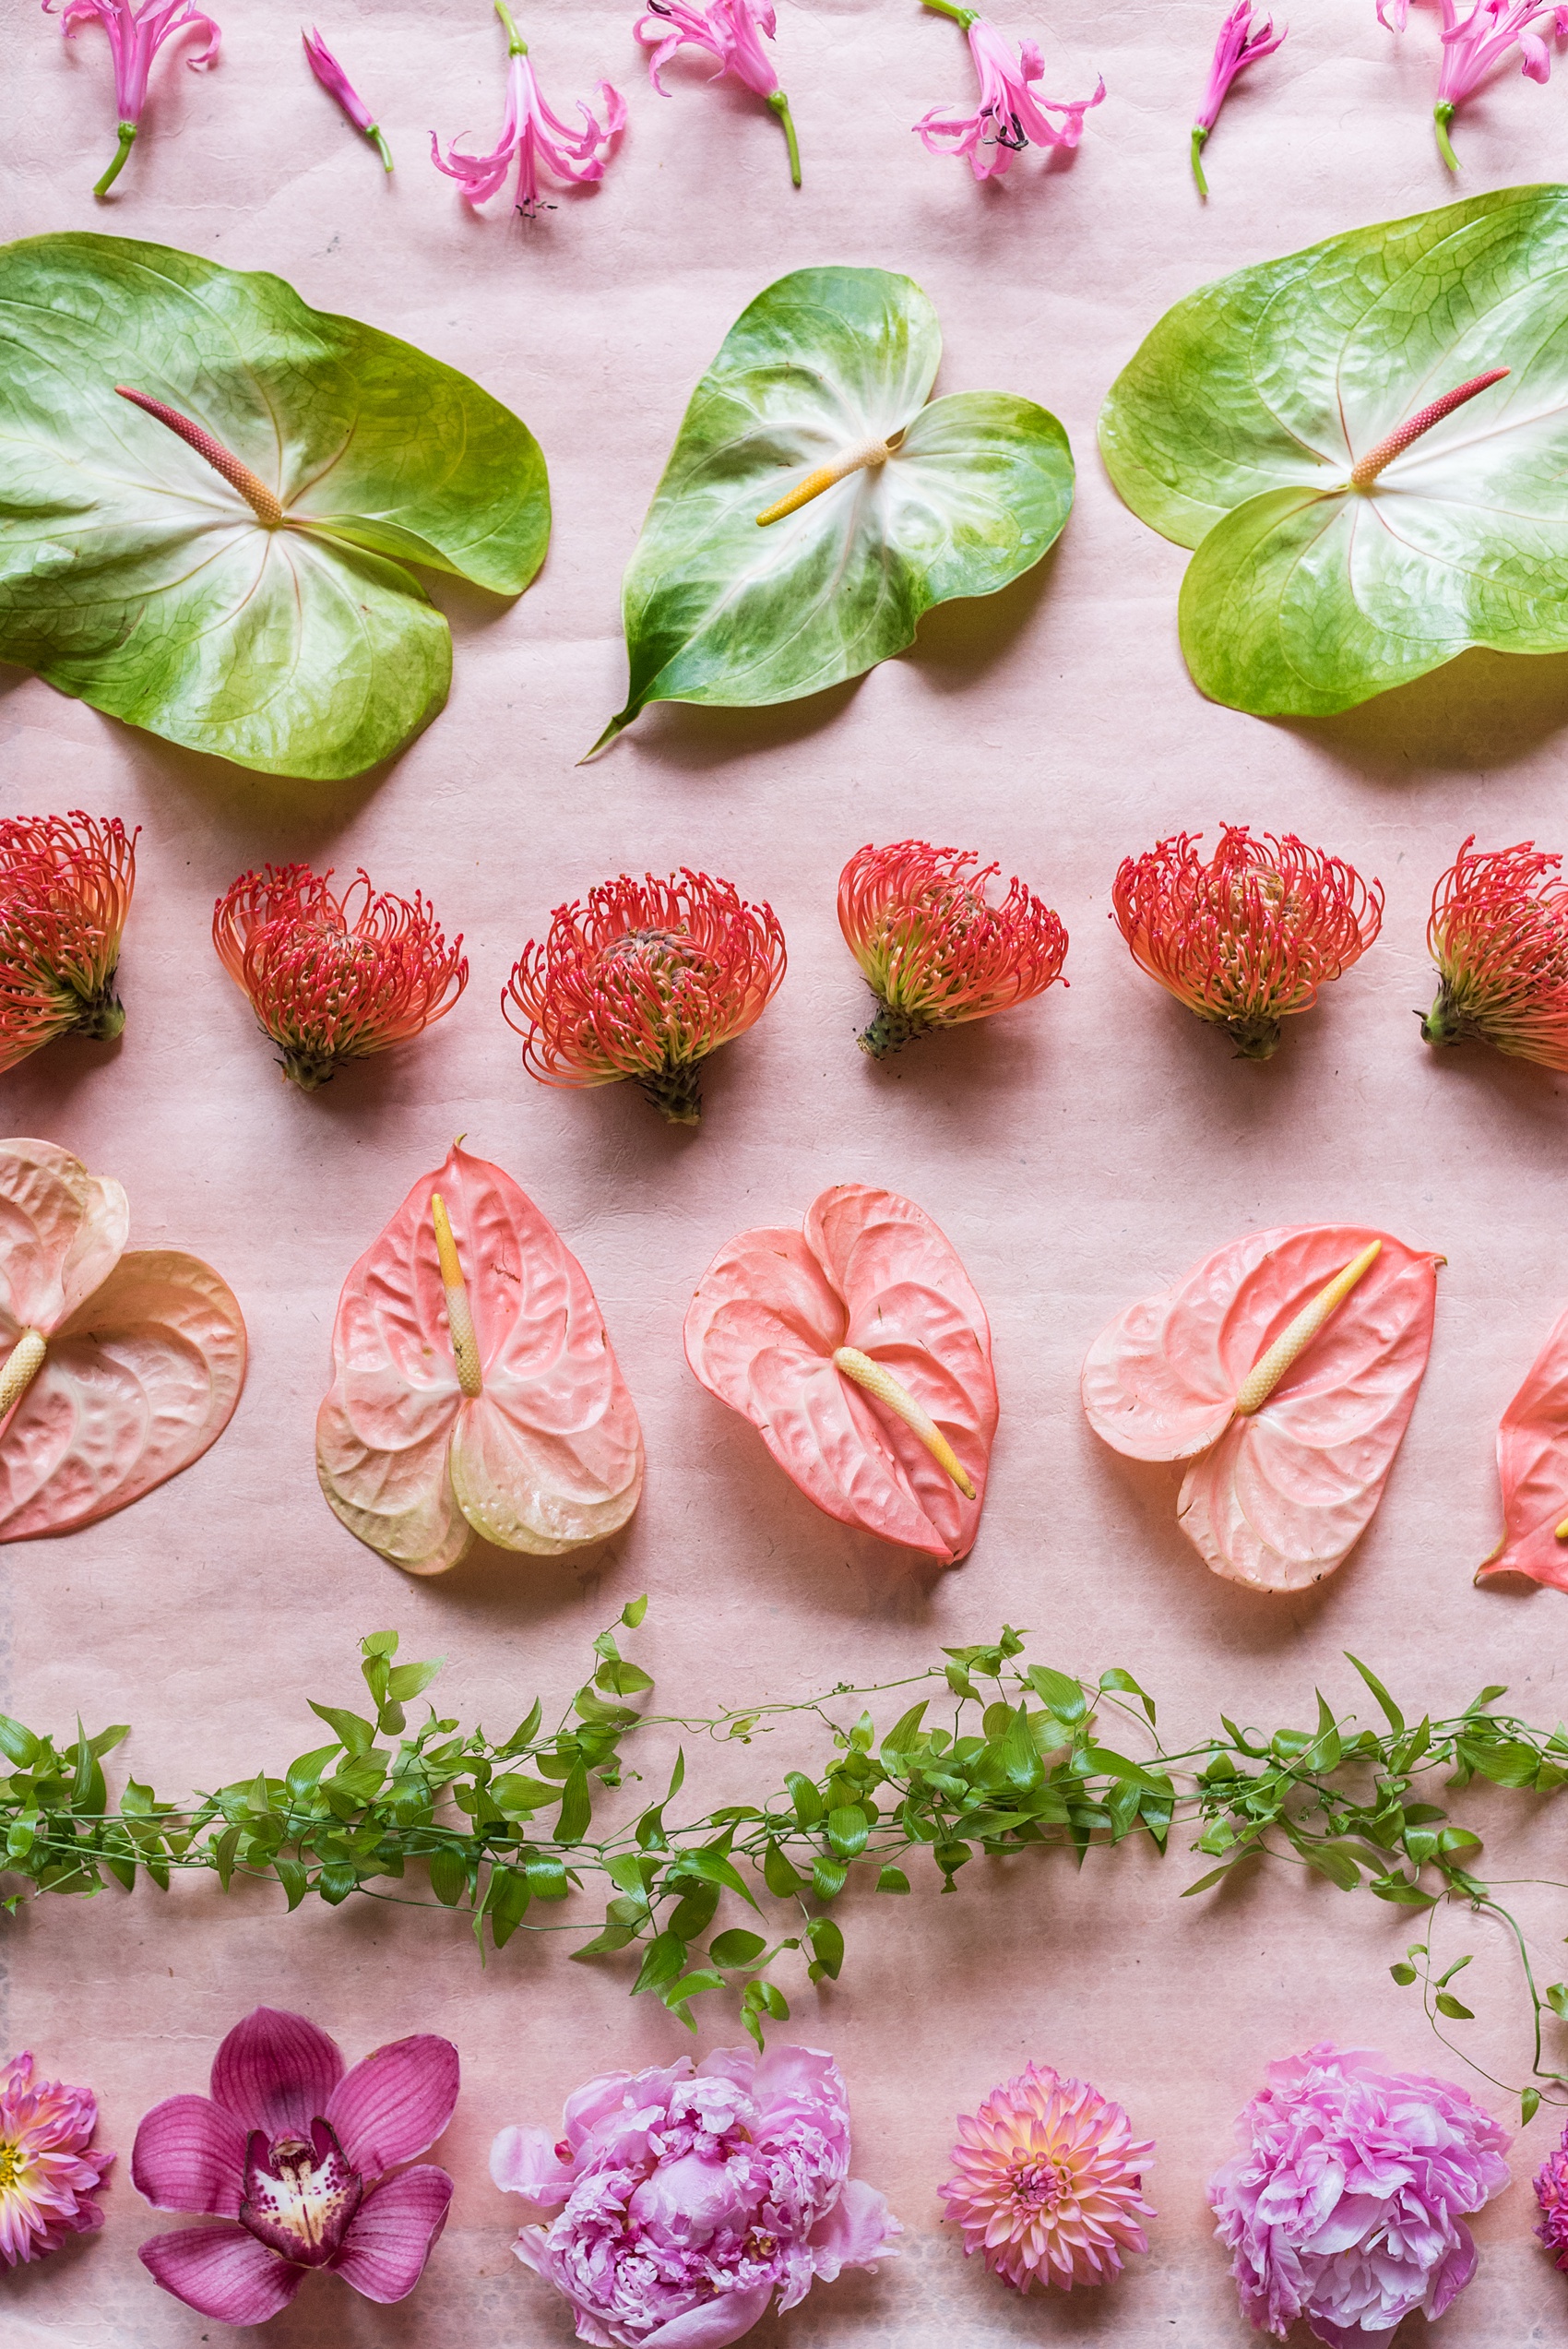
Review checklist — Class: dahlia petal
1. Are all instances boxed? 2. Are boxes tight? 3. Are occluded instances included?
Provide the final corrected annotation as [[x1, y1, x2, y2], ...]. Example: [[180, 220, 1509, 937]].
[[138, 2221, 303, 2322], [130, 2093, 247, 2215], [329, 2164, 452, 2303], [209, 2007, 345, 2139], [325, 2036, 459, 2176]]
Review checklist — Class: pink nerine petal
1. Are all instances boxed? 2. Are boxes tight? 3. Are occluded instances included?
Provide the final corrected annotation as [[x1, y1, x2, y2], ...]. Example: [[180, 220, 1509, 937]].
[[325, 2036, 459, 2176], [209, 2007, 344, 2140], [138, 2221, 302, 2323], [329, 2164, 454, 2302], [130, 2093, 247, 2215], [807, 2176, 902, 2278], [490, 2122, 576, 2202]]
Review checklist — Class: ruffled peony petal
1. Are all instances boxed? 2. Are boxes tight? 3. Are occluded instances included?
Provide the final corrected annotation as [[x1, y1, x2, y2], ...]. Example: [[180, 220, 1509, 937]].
[[209, 2007, 344, 2139], [325, 2035, 459, 2176], [138, 2221, 303, 2323], [490, 2123, 576, 2203], [130, 2093, 247, 2215], [638, 2281, 773, 2347], [329, 2164, 453, 2302], [807, 2176, 902, 2278]]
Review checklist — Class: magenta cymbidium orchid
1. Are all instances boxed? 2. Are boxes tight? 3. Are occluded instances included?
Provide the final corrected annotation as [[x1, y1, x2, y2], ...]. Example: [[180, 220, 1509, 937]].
[[1379, 0, 1568, 169], [636, 0, 802, 184], [1191, 2, 1285, 194], [43, 0, 220, 197], [433, 0, 624, 218], [915, 0, 1103, 182], [303, 25, 392, 170]]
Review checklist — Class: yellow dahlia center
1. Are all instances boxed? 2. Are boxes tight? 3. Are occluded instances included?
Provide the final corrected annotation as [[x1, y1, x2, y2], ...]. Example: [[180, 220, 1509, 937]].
[[0, 2137, 26, 2189], [1008, 2147, 1069, 2209]]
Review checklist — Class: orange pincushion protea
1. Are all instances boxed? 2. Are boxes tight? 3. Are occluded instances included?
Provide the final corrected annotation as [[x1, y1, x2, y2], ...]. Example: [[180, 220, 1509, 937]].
[[503, 869, 786, 1127], [213, 863, 467, 1091], [837, 840, 1067, 1058], [940, 2062, 1155, 2293], [1111, 827, 1383, 1061], [0, 813, 137, 1074], [1422, 837, 1568, 1071]]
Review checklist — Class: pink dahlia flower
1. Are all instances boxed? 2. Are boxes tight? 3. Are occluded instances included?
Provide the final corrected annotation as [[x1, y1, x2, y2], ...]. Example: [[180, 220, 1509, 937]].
[[491, 2044, 899, 2346], [42, 0, 220, 196], [938, 2061, 1154, 2291], [1209, 2044, 1512, 2346], [915, 2, 1104, 183], [634, 0, 802, 184], [433, 0, 624, 218], [133, 2006, 458, 2324], [0, 2051, 114, 2267], [1534, 2119, 1568, 2267]]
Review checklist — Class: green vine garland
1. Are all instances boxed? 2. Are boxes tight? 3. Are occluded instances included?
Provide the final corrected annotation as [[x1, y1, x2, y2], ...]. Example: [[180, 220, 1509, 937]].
[[3, 1606, 1565, 2122]]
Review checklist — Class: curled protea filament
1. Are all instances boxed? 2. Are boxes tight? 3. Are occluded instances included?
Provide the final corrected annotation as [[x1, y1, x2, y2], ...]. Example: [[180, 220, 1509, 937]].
[[838, 840, 1067, 1059], [1421, 836, 1568, 1072], [0, 811, 137, 1074]]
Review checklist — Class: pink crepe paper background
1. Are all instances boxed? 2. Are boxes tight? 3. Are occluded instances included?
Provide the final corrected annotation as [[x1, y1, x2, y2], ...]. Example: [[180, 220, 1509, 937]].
[[6, 0, 1568, 2339]]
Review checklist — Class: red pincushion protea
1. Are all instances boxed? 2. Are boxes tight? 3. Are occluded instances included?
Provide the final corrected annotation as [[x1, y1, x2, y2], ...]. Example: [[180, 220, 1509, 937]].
[[1111, 827, 1384, 1062], [213, 863, 467, 1091], [502, 870, 785, 1127], [0, 812, 137, 1075], [1422, 837, 1568, 1070], [837, 841, 1067, 1059]]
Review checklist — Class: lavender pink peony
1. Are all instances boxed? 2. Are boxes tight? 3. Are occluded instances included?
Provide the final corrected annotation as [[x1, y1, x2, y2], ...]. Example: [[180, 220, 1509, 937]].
[[1533, 2116, 1568, 2268], [491, 2043, 898, 2346], [1208, 2044, 1511, 2347]]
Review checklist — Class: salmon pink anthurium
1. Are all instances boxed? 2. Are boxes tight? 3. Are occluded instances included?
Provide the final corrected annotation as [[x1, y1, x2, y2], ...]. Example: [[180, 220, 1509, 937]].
[[1379, 0, 1568, 168], [915, 0, 1104, 182], [1191, 2, 1286, 193], [0, 2052, 113, 2267], [1477, 1297, 1568, 1591], [636, 0, 802, 184], [43, 0, 220, 196], [1083, 1223, 1440, 1590], [433, 0, 624, 217], [316, 1142, 644, 1575], [0, 1138, 244, 1543], [684, 1183, 996, 1562], [134, 2007, 457, 2324]]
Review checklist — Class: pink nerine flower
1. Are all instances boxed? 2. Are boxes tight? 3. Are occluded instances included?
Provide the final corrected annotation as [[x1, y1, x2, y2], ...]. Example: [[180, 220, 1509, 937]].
[[939, 2062, 1154, 2292], [434, 0, 624, 218], [134, 2007, 458, 2323], [42, 0, 220, 196], [635, 0, 802, 185], [1191, 2, 1286, 193], [1209, 2044, 1511, 2346], [492, 2045, 900, 2346], [0, 2052, 114, 2267], [1536, 2120, 1568, 2269], [1378, 0, 1568, 168], [303, 25, 393, 170], [915, 0, 1103, 182]]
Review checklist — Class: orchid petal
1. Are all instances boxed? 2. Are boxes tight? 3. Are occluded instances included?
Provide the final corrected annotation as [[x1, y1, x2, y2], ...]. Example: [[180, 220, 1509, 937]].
[[131, 2093, 246, 2215], [138, 2221, 302, 2323], [209, 2007, 344, 2140], [325, 2036, 459, 2176], [329, 2164, 453, 2302]]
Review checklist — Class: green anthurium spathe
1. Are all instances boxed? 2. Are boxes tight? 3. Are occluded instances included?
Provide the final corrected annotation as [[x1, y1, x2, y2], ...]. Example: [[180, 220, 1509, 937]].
[[589, 266, 1074, 757], [1098, 185, 1568, 720], [0, 233, 550, 781]]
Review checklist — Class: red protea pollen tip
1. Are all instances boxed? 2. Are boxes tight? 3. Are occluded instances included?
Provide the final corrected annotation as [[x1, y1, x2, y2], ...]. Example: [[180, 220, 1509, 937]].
[[0, 812, 138, 1076], [501, 870, 787, 1127], [837, 840, 1067, 1060], [1422, 835, 1568, 1071], [213, 863, 468, 1091], [1348, 369, 1509, 489], [1111, 826, 1384, 1061], [115, 387, 285, 527]]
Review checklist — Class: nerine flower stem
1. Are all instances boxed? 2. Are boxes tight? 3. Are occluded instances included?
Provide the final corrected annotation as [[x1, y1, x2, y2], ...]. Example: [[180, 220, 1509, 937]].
[[919, 0, 980, 22], [767, 90, 802, 186], [1191, 125, 1209, 197], [94, 123, 137, 198], [1434, 101, 1459, 172]]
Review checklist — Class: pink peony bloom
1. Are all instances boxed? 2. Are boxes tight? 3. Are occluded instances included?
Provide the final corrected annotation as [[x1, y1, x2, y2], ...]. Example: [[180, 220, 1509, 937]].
[[303, 25, 393, 170], [0, 2051, 114, 2267], [1534, 2120, 1568, 2268], [1209, 2044, 1512, 2346], [1191, 2, 1286, 193], [42, 0, 220, 196], [492, 2045, 899, 2346], [938, 2061, 1154, 2292], [433, 0, 624, 218], [1378, 0, 1568, 167], [134, 2006, 458, 2324], [915, 0, 1103, 183], [634, 0, 802, 184]]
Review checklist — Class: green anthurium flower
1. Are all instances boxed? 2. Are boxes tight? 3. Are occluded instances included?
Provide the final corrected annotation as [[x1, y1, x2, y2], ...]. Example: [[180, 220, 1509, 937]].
[[0, 233, 550, 781], [589, 265, 1074, 757], [1099, 185, 1568, 720]]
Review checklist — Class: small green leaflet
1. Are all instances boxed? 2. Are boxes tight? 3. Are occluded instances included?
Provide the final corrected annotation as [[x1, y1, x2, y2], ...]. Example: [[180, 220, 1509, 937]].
[[1098, 186, 1568, 718], [0, 233, 550, 779], [591, 266, 1074, 754]]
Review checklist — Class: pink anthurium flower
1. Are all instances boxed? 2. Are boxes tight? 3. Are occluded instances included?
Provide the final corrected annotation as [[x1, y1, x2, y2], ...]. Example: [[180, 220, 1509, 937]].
[[432, 0, 624, 218], [1083, 1224, 1440, 1592], [42, 0, 220, 197], [134, 2008, 458, 2324], [1477, 1298, 1568, 1591], [635, 0, 802, 185], [684, 1183, 996, 1563], [1379, 0, 1568, 168], [303, 25, 393, 170], [316, 1141, 644, 1575], [915, 0, 1104, 183], [0, 1138, 244, 1542], [1190, 2, 1286, 194]]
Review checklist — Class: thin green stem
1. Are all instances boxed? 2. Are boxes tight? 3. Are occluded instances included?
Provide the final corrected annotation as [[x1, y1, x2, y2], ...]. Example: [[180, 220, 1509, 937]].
[[767, 90, 802, 186], [495, 0, 528, 55], [1434, 101, 1459, 172], [919, 0, 979, 23], [369, 124, 395, 173], [93, 122, 137, 198], [1191, 124, 1209, 197]]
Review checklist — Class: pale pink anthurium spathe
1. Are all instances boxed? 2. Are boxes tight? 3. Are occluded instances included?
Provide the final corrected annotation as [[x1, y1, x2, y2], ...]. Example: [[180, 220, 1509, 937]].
[[683, 1183, 996, 1563], [1477, 1298, 1568, 1592], [0, 1137, 244, 1541], [1082, 1223, 1440, 1592], [316, 1141, 644, 1575]]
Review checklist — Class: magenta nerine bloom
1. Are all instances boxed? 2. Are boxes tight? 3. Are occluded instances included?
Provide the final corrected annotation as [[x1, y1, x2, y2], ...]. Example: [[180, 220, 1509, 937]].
[[1379, 0, 1568, 167], [1208, 2044, 1511, 2347], [915, 0, 1104, 183], [433, 0, 624, 218], [42, 0, 220, 197], [303, 25, 393, 170], [0, 2052, 114, 2267], [1191, 2, 1285, 193], [133, 2007, 458, 2324], [635, 0, 802, 185], [1534, 2120, 1568, 2268], [492, 2045, 900, 2347]]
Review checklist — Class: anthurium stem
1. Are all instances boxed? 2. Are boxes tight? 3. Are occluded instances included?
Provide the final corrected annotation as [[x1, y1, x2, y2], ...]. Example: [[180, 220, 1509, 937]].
[[1349, 369, 1509, 488], [432, 1194, 483, 1397], [1191, 125, 1208, 197], [756, 431, 904, 527], [114, 388, 285, 526], [767, 90, 802, 186], [833, 1345, 977, 1498], [94, 123, 137, 198], [0, 1330, 47, 1425], [1234, 1243, 1382, 1416], [1434, 101, 1459, 172]]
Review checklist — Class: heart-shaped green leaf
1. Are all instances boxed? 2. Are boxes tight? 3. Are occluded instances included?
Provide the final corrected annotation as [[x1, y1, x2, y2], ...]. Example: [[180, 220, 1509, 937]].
[[592, 266, 1073, 754], [1099, 185, 1568, 718], [0, 233, 550, 779]]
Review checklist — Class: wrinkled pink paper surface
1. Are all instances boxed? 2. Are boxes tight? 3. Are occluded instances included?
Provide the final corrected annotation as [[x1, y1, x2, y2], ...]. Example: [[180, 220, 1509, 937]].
[[6, 0, 1568, 2340]]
